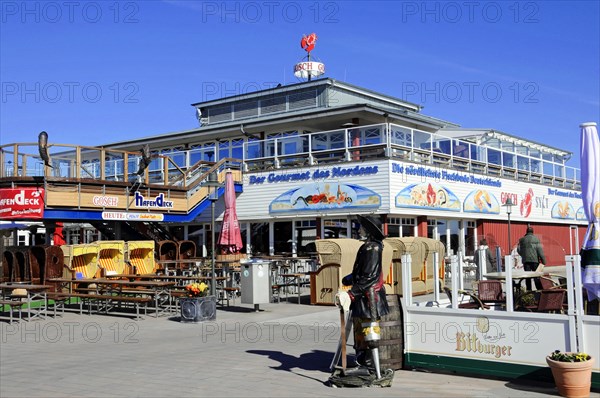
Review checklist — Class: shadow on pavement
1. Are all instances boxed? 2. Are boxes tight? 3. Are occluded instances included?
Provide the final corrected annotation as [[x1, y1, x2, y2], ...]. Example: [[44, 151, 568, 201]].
[[504, 379, 558, 396], [247, 349, 333, 372]]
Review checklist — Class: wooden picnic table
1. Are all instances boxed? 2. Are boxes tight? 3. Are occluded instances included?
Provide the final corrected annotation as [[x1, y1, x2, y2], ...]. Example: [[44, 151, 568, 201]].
[[48, 278, 176, 318], [0, 283, 51, 321]]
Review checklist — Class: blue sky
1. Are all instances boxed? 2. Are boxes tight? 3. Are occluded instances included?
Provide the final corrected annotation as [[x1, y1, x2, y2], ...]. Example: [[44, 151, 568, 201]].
[[1, 1, 598, 168]]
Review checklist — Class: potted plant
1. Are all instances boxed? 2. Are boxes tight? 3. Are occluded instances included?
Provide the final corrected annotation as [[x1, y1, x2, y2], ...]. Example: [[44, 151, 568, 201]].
[[546, 350, 594, 398], [180, 282, 217, 323]]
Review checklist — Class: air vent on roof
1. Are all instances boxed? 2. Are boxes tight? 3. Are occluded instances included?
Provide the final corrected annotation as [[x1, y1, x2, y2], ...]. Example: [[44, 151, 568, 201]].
[[261, 95, 286, 114], [289, 89, 317, 110], [234, 100, 258, 119], [208, 105, 232, 123]]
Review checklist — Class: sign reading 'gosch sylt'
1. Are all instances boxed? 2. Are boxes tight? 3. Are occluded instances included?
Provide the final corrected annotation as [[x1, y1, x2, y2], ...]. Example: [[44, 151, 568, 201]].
[[0, 188, 45, 219]]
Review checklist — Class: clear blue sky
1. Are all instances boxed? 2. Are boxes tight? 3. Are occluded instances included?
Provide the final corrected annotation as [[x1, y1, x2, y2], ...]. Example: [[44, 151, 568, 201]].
[[1, 1, 598, 168]]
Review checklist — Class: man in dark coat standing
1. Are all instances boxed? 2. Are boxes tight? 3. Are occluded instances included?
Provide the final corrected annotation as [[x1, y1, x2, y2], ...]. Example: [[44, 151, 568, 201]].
[[336, 215, 389, 379], [517, 226, 546, 290]]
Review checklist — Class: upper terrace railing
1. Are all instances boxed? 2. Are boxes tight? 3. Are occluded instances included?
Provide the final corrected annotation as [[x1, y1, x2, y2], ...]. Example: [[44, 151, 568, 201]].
[[0, 123, 580, 190], [0, 143, 240, 192], [243, 123, 581, 190]]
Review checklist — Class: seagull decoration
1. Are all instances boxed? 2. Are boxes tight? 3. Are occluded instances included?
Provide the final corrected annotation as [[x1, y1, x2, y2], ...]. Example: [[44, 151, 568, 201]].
[[136, 144, 153, 176], [38, 131, 53, 168]]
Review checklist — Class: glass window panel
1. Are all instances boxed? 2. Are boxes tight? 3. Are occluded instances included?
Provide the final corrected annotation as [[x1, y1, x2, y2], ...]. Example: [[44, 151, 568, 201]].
[[517, 156, 529, 171], [488, 149, 501, 165], [452, 140, 469, 159], [190, 149, 202, 164], [554, 164, 564, 178], [170, 149, 186, 168], [391, 126, 412, 146], [433, 139, 451, 154], [413, 130, 432, 150], [503, 152, 515, 168], [218, 140, 231, 160], [387, 225, 400, 237], [329, 132, 345, 149], [543, 161, 553, 176], [542, 153, 553, 161], [231, 145, 243, 160], [363, 127, 383, 145], [471, 145, 486, 162], [515, 145, 528, 155], [402, 225, 415, 237], [264, 138, 276, 156], [311, 134, 328, 151], [486, 138, 501, 149], [149, 152, 161, 171], [245, 140, 262, 159], [531, 159, 540, 173], [203, 147, 215, 162], [502, 142, 514, 152]]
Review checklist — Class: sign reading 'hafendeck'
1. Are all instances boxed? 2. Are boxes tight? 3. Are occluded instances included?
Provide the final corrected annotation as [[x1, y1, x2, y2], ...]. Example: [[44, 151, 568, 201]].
[[0, 188, 45, 219], [134, 192, 173, 208]]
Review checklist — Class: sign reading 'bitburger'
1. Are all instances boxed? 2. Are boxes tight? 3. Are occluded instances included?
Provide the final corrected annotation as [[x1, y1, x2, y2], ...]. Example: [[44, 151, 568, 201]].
[[0, 188, 45, 219]]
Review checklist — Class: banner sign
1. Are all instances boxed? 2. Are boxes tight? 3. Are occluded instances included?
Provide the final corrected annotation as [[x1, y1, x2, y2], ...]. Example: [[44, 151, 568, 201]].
[[102, 211, 164, 222], [0, 188, 44, 219]]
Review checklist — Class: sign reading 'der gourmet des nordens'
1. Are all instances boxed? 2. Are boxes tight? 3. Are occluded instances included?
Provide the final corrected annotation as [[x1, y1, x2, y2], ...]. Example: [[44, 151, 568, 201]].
[[0, 188, 45, 219]]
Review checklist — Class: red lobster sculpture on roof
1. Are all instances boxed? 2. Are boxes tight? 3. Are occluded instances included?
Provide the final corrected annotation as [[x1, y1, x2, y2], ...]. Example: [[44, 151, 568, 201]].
[[300, 33, 317, 53]]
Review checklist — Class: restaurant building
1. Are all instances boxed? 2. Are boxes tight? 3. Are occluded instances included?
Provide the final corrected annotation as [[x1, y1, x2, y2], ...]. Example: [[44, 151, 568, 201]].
[[0, 78, 586, 265]]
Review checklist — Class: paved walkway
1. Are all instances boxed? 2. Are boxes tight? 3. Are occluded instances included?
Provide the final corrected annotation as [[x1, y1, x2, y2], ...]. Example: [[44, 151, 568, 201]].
[[0, 299, 595, 398]]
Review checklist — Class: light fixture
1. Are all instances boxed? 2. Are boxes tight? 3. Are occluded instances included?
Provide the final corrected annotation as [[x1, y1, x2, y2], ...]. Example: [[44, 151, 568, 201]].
[[205, 170, 222, 296], [502, 198, 514, 259]]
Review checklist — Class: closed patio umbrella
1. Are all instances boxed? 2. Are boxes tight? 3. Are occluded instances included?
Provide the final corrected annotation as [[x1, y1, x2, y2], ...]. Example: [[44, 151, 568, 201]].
[[580, 122, 600, 301], [217, 171, 243, 254]]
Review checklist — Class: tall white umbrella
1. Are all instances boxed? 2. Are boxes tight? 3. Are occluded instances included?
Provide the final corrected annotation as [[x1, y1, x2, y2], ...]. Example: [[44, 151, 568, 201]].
[[580, 122, 600, 300]]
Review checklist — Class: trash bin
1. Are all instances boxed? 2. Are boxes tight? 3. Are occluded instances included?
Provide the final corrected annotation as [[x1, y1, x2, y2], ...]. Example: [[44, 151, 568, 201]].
[[240, 259, 271, 311]]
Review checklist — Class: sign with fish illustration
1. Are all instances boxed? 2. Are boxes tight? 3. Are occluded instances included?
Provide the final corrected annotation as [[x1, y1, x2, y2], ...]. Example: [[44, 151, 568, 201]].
[[395, 183, 460, 211], [269, 182, 380, 213], [463, 189, 500, 214], [551, 201, 575, 219]]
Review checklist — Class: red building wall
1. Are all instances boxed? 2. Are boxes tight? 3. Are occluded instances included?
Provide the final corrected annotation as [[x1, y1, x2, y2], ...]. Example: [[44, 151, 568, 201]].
[[479, 221, 587, 266]]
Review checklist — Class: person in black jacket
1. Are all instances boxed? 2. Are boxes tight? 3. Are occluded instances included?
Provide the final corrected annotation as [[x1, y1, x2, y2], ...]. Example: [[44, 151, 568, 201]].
[[517, 226, 546, 290], [336, 215, 389, 379]]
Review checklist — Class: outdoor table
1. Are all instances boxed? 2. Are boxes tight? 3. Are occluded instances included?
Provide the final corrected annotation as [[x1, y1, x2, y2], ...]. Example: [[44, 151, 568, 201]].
[[49, 278, 176, 317], [484, 271, 544, 296], [94, 279, 176, 317], [279, 273, 306, 304], [157, 258, 205, 275], [0, 283, 50, 321]]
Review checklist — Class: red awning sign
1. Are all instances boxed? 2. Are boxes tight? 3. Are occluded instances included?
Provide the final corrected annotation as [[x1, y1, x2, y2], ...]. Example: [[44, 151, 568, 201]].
[[0, 188, 45, 219]]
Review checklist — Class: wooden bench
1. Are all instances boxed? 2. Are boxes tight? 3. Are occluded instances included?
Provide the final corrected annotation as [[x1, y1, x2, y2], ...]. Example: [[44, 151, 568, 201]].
[[0, 300, 24, 323], [46, 292, 72, 317], [67, 293, 151, 319]]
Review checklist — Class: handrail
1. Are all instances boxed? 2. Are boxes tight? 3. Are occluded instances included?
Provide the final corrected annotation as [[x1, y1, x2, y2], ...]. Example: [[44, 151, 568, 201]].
[[1, 123, 580, 189]]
